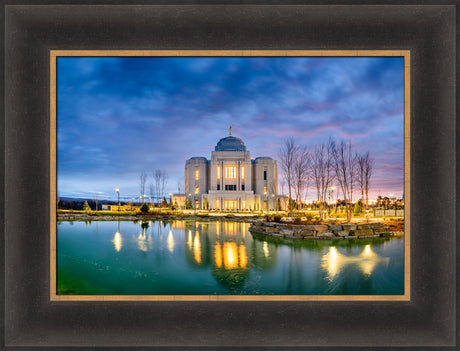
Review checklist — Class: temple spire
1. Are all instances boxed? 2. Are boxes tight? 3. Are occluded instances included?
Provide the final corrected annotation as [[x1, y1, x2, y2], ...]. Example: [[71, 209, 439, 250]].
[[229, 125, 232, 136]]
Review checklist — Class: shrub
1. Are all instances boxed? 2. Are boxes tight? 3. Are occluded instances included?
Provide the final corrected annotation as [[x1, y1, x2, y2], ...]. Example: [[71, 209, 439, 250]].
[[140, 203, 150, 213]]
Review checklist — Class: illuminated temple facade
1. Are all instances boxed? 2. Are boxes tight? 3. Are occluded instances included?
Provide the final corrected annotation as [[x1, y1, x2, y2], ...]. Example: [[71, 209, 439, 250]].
[[185, 134, 278, 210]]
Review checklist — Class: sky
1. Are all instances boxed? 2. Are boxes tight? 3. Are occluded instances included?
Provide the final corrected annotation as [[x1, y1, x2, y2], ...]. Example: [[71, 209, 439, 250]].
[[57, 56, 405, 202]]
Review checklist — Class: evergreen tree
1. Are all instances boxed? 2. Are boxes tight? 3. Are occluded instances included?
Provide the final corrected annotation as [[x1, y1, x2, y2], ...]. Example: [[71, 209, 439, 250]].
[[353, 201, 361, 216], [140, 203, 150, 213], [83, 201, 91, 213]]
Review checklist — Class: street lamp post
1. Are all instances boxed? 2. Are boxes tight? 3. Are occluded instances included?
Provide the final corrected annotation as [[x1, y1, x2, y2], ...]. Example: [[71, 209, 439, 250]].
[[115, 188, 120, 212]]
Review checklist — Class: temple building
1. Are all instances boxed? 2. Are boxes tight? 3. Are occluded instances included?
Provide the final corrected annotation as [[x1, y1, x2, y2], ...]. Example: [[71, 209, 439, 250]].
[[184, 132, 278, 211]]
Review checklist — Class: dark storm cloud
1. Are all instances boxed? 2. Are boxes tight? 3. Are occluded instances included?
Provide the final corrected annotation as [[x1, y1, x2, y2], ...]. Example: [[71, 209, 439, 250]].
[[57, 56, 404, 200]]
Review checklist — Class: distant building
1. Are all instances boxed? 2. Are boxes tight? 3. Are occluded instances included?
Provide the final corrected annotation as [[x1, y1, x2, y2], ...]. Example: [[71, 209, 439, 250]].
[[184, 133, 278, 210], [101, 204, 132, 211], [171, 194, 186, 209]]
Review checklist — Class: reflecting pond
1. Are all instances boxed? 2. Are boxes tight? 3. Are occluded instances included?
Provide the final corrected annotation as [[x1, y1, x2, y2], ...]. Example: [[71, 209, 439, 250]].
[[57, 220, 404, 295]]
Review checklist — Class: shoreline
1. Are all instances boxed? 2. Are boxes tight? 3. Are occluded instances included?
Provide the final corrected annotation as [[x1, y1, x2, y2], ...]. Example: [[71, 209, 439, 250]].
[[57, 213, 404, 237], [57, 212, 263, 222]]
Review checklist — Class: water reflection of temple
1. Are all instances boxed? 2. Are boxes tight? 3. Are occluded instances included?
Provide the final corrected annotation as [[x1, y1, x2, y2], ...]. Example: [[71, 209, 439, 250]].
[[183, 221, 278, 292], [110, 219, 285, 292]]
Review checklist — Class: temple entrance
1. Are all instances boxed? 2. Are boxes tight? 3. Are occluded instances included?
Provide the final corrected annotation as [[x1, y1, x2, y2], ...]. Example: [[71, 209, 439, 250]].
[[224, 200, 238, 210]]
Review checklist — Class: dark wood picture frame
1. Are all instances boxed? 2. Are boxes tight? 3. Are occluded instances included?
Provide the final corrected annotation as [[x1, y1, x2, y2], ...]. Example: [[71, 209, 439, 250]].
[[2, 3, 456, 349]]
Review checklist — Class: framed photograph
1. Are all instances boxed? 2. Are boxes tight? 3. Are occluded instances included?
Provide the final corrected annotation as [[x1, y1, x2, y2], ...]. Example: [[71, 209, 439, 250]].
[[51, 50, 410, 302], [3, 3, 456, 350]]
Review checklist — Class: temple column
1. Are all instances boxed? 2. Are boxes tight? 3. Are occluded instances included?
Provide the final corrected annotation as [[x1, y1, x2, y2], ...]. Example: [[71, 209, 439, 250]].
[[237, 161, 241, 191], [220, 160, 224, 190]]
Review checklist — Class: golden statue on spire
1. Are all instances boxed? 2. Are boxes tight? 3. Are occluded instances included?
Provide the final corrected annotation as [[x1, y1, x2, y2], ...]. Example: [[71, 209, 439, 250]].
[[229, 125, 232, 136]]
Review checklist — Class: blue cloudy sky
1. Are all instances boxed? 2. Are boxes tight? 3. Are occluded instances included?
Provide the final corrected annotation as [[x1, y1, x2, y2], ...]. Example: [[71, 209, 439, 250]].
[[57, 56, 404, 202]]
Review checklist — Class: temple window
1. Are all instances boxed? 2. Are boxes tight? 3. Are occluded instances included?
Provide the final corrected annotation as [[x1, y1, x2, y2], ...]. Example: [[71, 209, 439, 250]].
[[225, 165, 237, 179]]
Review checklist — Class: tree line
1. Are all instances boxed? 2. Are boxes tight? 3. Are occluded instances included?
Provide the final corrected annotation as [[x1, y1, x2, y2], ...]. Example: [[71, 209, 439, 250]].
[[278, 136, 374, 222]]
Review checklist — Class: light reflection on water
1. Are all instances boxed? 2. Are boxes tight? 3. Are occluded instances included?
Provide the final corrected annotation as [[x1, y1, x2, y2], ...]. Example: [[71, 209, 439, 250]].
[[57, 220, 404, 295], [167, 229, 175, 253], [321, 245, 390, 281], [193, 231, 201, 264], [112, 232, 122, 252]]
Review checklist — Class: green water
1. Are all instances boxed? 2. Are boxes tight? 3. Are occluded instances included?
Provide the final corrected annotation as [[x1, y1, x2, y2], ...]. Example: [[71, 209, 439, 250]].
[[57, 220, 404, 295]]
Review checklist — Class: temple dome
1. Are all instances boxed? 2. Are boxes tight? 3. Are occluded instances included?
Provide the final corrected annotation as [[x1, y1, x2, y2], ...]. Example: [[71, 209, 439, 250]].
[[215, 136, 247, 152]]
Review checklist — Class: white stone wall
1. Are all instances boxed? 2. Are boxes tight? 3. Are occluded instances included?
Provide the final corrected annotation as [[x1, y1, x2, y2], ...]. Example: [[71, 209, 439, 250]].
[[252, 158, 278, 210], [185, 158, 208, 208]]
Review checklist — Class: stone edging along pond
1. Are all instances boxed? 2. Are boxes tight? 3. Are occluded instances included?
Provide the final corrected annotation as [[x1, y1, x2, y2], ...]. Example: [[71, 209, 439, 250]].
[[249, 222, 402, 240]]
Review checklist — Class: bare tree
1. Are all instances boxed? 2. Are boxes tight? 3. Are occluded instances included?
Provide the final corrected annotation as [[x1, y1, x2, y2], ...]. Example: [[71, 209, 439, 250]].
[[357, 153, 365, 207], [177, 180, 184, 194], [293, 146, 311, 211], [280, 179, 286, 197], [160, 171, 167, 201], [278, 137, 298, 215], [332, 140, 357, 222], [302, 178, 310, 208], [278, 179, 286, 211], [139, 171, 147, 204], [356, 151, 374, 211], [267, 179, 278, 211], [149, 183, 155, 206], [153, 169, 168, 207], [312, 138, 335, 220]]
